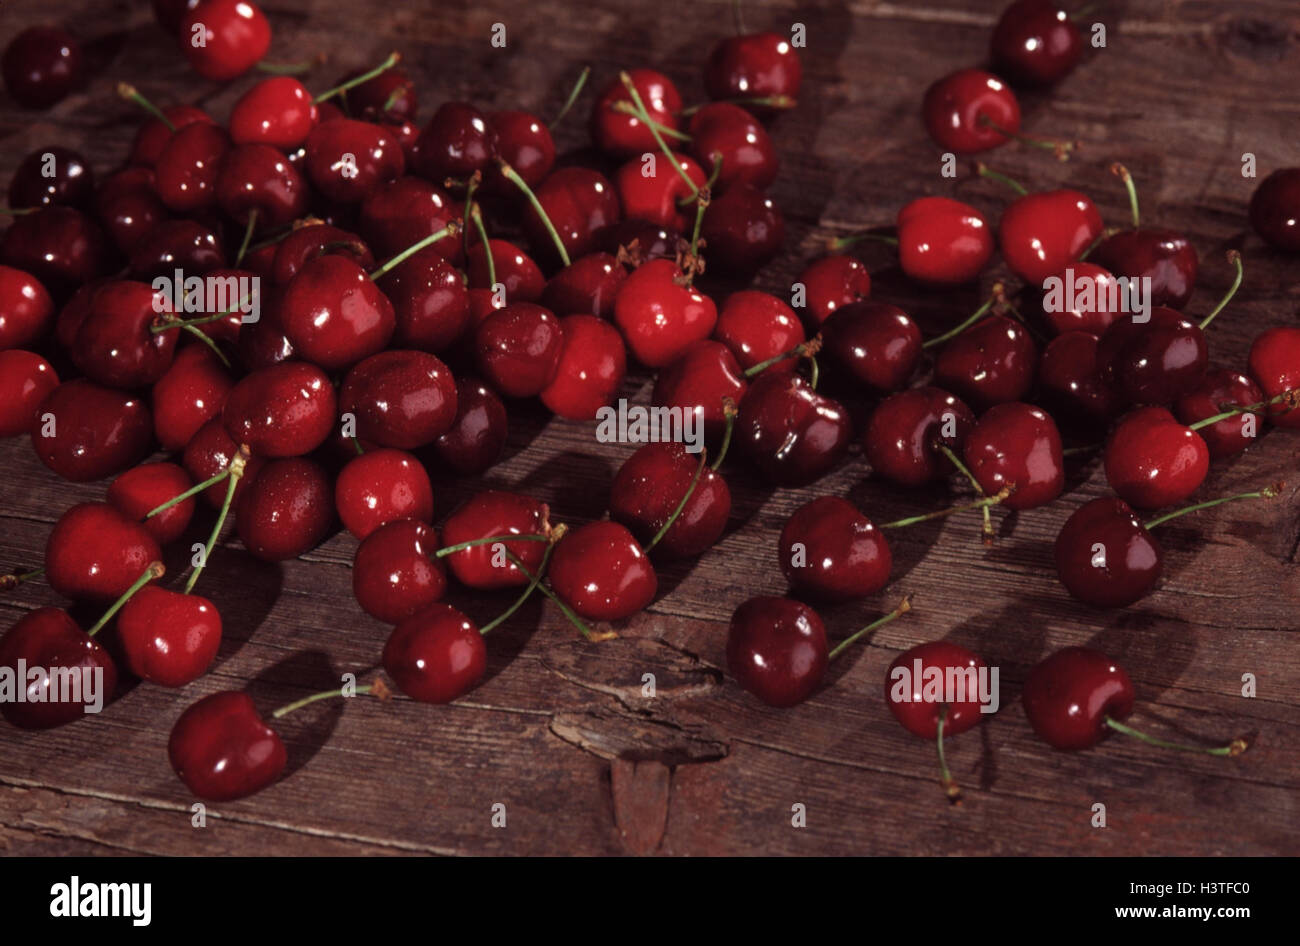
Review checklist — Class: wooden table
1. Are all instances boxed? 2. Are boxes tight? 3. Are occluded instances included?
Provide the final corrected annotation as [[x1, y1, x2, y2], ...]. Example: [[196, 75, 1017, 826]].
[[1, 0, 1297, 856]]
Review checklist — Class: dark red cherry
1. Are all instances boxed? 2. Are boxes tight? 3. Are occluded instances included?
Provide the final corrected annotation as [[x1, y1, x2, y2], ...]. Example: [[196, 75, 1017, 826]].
[[94, 167, 170, 255], [1038, 330, 1123, 426], [153, 0, 200, 32], [342, 65, 417, 124], [180, 0, 272, 82], [280, 255, 395, 370], [700, 184, 784, 273], [152, 342, 232, 451], [0, 349, 58, 437], [737, 371, 851, 487], [886, 641, 988, 739], [998, 189, 1103, 285], [380, 247, 469, 352], [0, 264, 55, 349], [1022, 647, 1134, 750], [548, 521, 657, 621], [896, 197, 993, 285], [1096, 307, 1208, 406], [613, 258, 718, 367], [235, 456, 333, 560], [963, 402, 1064, 510], [1249, 168, 1300, 252], [334, 448, 433, 540], [688, 103, 778, 191], [339, 349, 458, 448], [480, 110, 555, 195], [525, 167, 620, 265], [614, 153, 707, 231], [539, 314, 627, 419], [129, 104, 215, 168], [778, 496, 891, 602], [1, 27, 85, 109], [610, 442, 730, 559], [0, 206, 110, 291], [430, 376, 507, 475], [31, 380, 153, 481], [127, 218, 226, 280], [1248, 326, 1300, 428], [726, 596, 826, 708], [352, 519, 447, 623], [474, 302, 563, 398], [990, 0, 1084, 86], [589, 69, 682, 159], [0, 608, 115, 730], [440, 491, 549, 590], [304, 119, 405, 204], [46, 502, 161, 599], [182, 417, 266, 509], [467, 239, 545, 302], [1173, 368, 1264, 458], [1103, 406, 1208, 510], [270, 223, 372, 285], [933, 315, 1038, 411], [1054, 497, 1162, 607], [168, 691, 286, 801], [153, 121, 230, 213], [797, 254, 870, 327], [71, 280, 178, 389], [9, 146, 94, 209], [821, 301, 921, 392], [653, 340, 748, 447], [922, 69, 1020, 153], [1091, 229, 1198, 310], [107, 461, 195, 545], [413, 102, 491, 182], [864, 386, 975, 487], [382, 604, 485, 703], [235, 292, 295, 370], [223, 361, 337, 458], [713, 290, 805, 374], [229, 76, 317, 149], [116, 586, 220, 687], [540, 252, 627, 319], [1038, 262, 1123, 336], [358, 176, 461, 263], [703, 32, 802, 111], [215, 143, 309, 230]]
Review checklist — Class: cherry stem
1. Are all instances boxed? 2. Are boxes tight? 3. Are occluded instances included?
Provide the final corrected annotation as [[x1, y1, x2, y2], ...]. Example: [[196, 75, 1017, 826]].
[[549, 65, 591, 130], [974, 161, 1028, 197], [732, 0, 746, 34], [1188, 388, 1296, 431], [271, 679, 390, 719], [314, 51, 400, 104], [826, 594, 913, 662], [498, 159, 571, 267], [1144, 483, 1282, 530], [643, 447, 708, 553], [1104, 716, 1247, 756], [1076, 226, 1116, 263], [921, 289, 1000, 350], [246, 223, 297, 253], [480, 540, 558, 635], [936, 705, 963, 803], [86, 562, 163, 637], [879, 486, 1013, 530], [937, 445, 993, 545], [255, 56, 321, 77], [461, 168, 482, 257], [350, 436, 365, 456], [743, 334, 823, 377], [152, 304, 243, 333], [184, 453, 247, 595], [116, 82, 174, 129], [1110, 163, 1140, 228], [977, 114, 1074, 160], [471, 206, 495, 288], [712, 398, 738, 471], [680, 96, 795, 117], [433, 533, 550, 559], [180, 323, 233, 368], [381, 85, 405, 114], [1198, 251, 1243, 330], [686, 187, 711, 275], [827, 231, 899, 252], [0, 207, 37, 217], [610, 101, 691, 142], [619, 71, 700, 200], [145, 464, 235, 520], [1071, 2, 1102, 20], [502, 549, 606, 642], [0, 567, 44, 591], [368, 222, 460, 280], [234, 209, 258, 267]]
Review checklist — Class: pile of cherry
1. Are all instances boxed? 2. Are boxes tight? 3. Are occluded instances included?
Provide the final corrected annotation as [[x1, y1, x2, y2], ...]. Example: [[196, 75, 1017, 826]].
[[0, 0, 1296, 806]]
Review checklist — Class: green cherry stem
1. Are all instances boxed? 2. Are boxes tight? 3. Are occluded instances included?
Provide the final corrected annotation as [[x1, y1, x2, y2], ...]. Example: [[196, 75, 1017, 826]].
[[937, 444, 993, 545], [234, 209, 258, 267], [368, 222, 460, 280], [610, 100, 692, 141], [827, 231, 899, 252], [498, 159, 571, 267], [471, 205, 496, 288], [480, 536, 560, 635], [974, 161, 1028, 197], [879, 486, 1013, 530], [86, 562, 163, 637], [711, 398, 738, 471], [502, 549, 607, 642], [743, 334, 823, 377], [0, 567, 44, 591], [549, 65, 591, 130], [732, 0, 746, 33], [116, 82, 174, 129], [686, 186, 710, 274], [255, 56, 320, 76], [1199, 251, 1244, 330], [619, 71, 700, 200], [433, 533, 551, 558], [1188, 389, 1297, 431], [1104, 716, 1247, 756], [680, 95, 795, 117], [1143, 483, 1282, 530], [921, 287, 1002, 350], [313, 51, 400, 104], [936, 705, 963, 803], [1110, 162, 1140, 228], [643, 447, 708, 553], [826, 594, 913, 662], [144, 462, 239, 520], [977, 114, 1075, 160], [1077, 226, 1117, 263], [183, 452, 248, 594], [271, 678, 391, 719]]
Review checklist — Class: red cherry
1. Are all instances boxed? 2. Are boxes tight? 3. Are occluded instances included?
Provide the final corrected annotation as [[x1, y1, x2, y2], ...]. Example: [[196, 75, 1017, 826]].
[[1091, 228, 1198, 310], [215, 142, 309, 230], [0, 349, 58, 437], [429, 376, 507, 475], [127, 218, 226, 280], [334, 448, 433, 540], [688, 103, 778, 191], [341, 65, 417, 123], [895, 197, 993, 285], [31, 380, 153, 482], [382, 603, 486, 703], [614, 153, 707, 231], [1103, 406, 1209, 510], [235, 456, 333, 561], [737, 371, 851, 487], [820, 301, 921, 392], [540, 252, 627, 319], [1, 26, 85, 109], [70, 280, 178, 389], [93, 167, 170, 255], [280, 256, 395, 370], [440, 491, 549, 590], [589, 69, 682, 158], [524, 167, 620, 265], [352, 519, 447, 623], [652, 340, 747, 447], [1022, 647, 1134, 750], [726, 597, 827, 707], [886, 641, 988, 739], [700, 184, 784, 273], [1249, 168, 1300, 252], [1037, 262, 1122, 335], [1248, 326, 1300, 429], [713, 290, 804, 374], [128, 103, 215, 168], [933, 314, 1038, 411], [180, 0, 272, 82], [304, 119, 405, 204], [467, 239, 545, 302], [358, 177, 461, 263], [229, 76, 317, 148], [0, 264, 55, 350], [236, 294, 295, 370], [474, 302, 563, 397], [703, 32, 802, 110], [116, 586, 221, 687], [107, 461, 195, 545], [151, 343, 233, 451], [609, 443, 730, 559], [865, 386, 975, 487], [778, 496, 891, 602], [922, 69, 1019, 153], [168, 691, 286, 801], [1054, 497, 1162, 607], [0, 608, 116, 729], [153, 121, 230, 213], [1096, 307, 1208, 406], [380, 247, 469, 352], [338, 349, 457, 448], [0, 206, 110, 291], [46, 502, 161, 600], [1038, 330, 1123, 427], [480, 110, 555, 195], [413, 102, 492, 181], [223, 361, 337, 458], [9, 145, 94, 209], [270, 224, 372, 285], [998, 189, 1103, 284], [182, 417, 265, 508], [1173, 369, 1265, 458], [990, 0, 1084, 86], [964, 402, 1064, 510], [548, 521, 657, 621], [796, 254, 870, 327], [539, 314, 627, 419], [613, 258, 718, 367]]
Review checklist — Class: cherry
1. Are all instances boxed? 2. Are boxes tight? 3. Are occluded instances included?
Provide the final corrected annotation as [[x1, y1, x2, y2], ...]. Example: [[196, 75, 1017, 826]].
[[383, 603, 486, 703], [379, 247, 469, 352], [1249, 168, 1300, 252], [923, 69, 1020, 153], [990, 1, 1084, 86], [589, 69, 683, 158], [714, 291, 805, 374], [480, 110, 555, 196], [182, 417, 265, 508], [235, 456, 332, 561], [1091, 167, 1198, 309], [540, 252, 628, 319], [279, 255, 395, 370], [700, 184, 784, 273], [778, 496, 890, 602], [358, 177, 461, 263], [107, 461, 195, 545], [343, 65, 417, 124], [223, 361, 337, 458], [703, 32, 802, 111], [352, 519, 447, 623], [71, 280, 178, 389], [1036, 261, 1122, 335], [127, 218, 226, 280], [895, 197, 993, 285], [236, 296, 295, 371], [0, 608, 117, 729], [152, 344, 233, 451], [0, 349, 58, 437], [32, 380, 153, 482], [653, 340, 747, 447], [270, 223, 371, 284], [614, 153, 707, 231], [613, 258, 718, 367], [548, 521, 657, 621], [539, 314, 627, 419], [737, 371, 851, 487], [865, 386, 975, 487], [0, 264, 55, 349], [116, 586, 220, 687], [439, 491, 549, 590], [821, 301, 921, 392], [474, 302, 564, 397], [168, 691, 286, 801], [215, 143, 309, 231], [430, 376, 507, 475], [1174, 369, 1264, 459], [304, 119, 406, 204], [1248, 326, 1300, 429], [1, 26, 85, 109], [335, 350, 455, 451], [1103, 406, 1209, 510], [335, 448, 433, 540], [9, 146, 94, 209], [0, 206, 110, 291], [933, 314, 1037, 411], [46, 502, 161, 600], [230, 76, 318, 148], [467, 239, 545, 302], [180, 0, 272, 81], [964, 402, 1064, 510], [688, 103, 778, 191], [610, 442, 730, 559], [524, 167, 620, 265], [153, 121, 230, 213], [94, 167, 170, 255], [796, 254, 871, 327], [998, 189, 1103, 285], [1095, 306, 1208, 406], [413, 102, 492, 182], [127, 101, 216, 168]]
